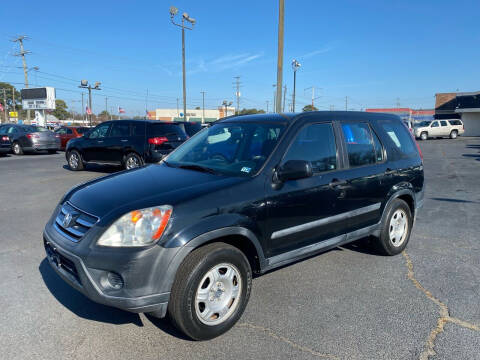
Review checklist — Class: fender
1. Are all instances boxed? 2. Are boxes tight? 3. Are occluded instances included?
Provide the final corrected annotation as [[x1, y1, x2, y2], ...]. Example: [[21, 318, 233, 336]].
[[380, 185, 416, 226]]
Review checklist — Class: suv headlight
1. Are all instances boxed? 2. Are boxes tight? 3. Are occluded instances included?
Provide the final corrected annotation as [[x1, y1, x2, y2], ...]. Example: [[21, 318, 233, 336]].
[[97, 205, 172, 247]]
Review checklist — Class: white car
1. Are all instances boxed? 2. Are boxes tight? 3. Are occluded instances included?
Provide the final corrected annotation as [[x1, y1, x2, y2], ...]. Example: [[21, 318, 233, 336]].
[[414, 119, 464, 140]]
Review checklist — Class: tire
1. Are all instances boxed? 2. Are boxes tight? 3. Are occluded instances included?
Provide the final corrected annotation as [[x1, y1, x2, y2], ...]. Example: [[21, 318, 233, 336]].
[[124, 152, 143, 170], [12, 142, 23, 155], [373, 198, 413, 256], [420, 132, 428, 141], [450, 130, 458, 139], [168, 242, 252, 340], [67, 150, 84, 171]]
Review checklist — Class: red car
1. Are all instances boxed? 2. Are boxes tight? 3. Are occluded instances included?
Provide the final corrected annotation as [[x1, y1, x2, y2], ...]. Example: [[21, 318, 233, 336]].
[[54, 126, 89, 150]]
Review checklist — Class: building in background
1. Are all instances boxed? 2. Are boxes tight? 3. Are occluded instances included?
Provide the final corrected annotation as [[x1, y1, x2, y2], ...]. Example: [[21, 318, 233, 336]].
[[435, 91, 480, 136], [365, 108, 434, 123], [147, 106, 235, 123]]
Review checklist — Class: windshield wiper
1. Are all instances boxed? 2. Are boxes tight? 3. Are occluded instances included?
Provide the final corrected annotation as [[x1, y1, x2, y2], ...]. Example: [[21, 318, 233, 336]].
[[177, 164, 218, 175]]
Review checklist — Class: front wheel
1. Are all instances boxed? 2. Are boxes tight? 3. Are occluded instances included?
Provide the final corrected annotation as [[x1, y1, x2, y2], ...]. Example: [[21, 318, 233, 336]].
[[420, 132, 428, 141], [67, 150, 84, 171], [168, 242, 252, 340], [450, 130, 458, 139], [373, 198, 413, 256], [124, 152, 143, 170]]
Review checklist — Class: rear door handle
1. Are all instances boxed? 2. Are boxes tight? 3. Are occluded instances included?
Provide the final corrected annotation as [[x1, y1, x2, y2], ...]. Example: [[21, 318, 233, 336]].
[[120, 139, 128, 142], [329, 179, 347, 188], [97, 140, 104, 143]]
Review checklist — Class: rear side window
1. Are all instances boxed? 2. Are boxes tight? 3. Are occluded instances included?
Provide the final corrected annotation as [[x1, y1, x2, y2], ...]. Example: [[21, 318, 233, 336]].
[[448, 120, 462, 126], [66, 128, 73, 134], [150, 123, 187, 138], [76, 127, 88, 134], [283, 123, 337, 173], [131, 122, 146, 136], [184, 122, 203, 136], [341, 123, 376, 167], [379, 121, 417, 159], [440, 121, 448, 127]]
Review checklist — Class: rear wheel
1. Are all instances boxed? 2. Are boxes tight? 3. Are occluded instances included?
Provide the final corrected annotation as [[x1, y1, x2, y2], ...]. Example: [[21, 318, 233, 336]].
[[450, 130, 458, 139], [12, 142, 23, 155], [373, 198, 413, 256], [168, 242, 252, 340], [420, 132, 428, 141], [124, 152, 143, 170], [67, 150, 84, 171]]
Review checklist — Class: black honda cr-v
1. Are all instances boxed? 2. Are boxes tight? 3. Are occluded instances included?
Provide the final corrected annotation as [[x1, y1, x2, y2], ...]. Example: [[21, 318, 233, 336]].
[[44, 112, 424, 340], [66, 120, 188, 170]]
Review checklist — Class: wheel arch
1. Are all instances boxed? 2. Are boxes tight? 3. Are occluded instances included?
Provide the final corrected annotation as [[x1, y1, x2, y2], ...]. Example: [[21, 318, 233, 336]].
[[381, 189, 416, 225], [122, 150, 144, 166]]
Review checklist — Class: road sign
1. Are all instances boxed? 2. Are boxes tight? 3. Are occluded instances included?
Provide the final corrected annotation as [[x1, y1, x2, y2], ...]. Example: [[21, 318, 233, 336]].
[[21, 87, 56, 110], [9, 111, 18, 117]]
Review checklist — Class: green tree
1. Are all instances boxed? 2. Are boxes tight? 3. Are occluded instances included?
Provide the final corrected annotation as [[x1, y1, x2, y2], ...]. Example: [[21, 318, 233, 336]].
[[98, 110, 110, 121], [238, 108, 266, 115], [195, 106, 201, 110], [0, 82, 23, 120], [302, 104, 318, 112], [51, 99, 70, 120]]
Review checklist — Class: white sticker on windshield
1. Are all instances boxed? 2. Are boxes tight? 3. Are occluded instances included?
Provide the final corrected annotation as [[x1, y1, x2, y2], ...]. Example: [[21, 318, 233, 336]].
[[241, 167, 251, 173]]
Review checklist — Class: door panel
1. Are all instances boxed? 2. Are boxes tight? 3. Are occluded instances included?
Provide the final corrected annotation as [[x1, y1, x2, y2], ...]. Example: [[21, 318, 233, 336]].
[[265, 122, 347, 257], [107, 122, 131, 162], [83, 123, 111, 161]]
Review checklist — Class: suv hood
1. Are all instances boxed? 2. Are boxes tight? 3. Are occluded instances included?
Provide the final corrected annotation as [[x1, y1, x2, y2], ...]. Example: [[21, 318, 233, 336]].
[[66, 164, 246, 218]]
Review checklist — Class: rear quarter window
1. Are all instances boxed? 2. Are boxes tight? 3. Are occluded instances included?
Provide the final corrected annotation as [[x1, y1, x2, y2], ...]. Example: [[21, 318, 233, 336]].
[[149, 123, 187, 138], [448, 120, 462, 126], [378, 121, 417, 160]]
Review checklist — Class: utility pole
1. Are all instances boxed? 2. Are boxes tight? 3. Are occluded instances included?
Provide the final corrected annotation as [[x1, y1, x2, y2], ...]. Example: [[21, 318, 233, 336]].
[[273, 84, 276, 112], [105, 96, 108, 121], [145, 88, 149, 119], [200, 91, 206, 124], [282, 85, 287, 112], [12, 88, 16, 112], [81, 93, 85, 122], [275, 0, 284, 113], [266, 100, 269, 113], [234, 76, 241, 115], [12, 35, 31, 122], [2, 88, 7, 123], [170, 6, 196, 122], [176, 98, 180, 118], [345, 96, 348, 111], [79, 80, 101, 127]]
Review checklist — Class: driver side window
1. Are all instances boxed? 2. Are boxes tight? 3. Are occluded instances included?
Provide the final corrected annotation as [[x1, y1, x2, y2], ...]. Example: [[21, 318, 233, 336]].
[[89, 123, 110, 139], [283, 123, 337, 173], [431, 121, 439, 128]]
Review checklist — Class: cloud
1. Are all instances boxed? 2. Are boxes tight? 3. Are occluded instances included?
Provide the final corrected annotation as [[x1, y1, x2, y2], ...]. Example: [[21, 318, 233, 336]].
[[299, 46, 333, 60]]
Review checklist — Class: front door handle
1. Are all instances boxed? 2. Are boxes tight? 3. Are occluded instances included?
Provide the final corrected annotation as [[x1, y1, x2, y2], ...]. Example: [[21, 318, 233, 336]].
[[120, 139, 128, 142], [329, 179, 347, 188]]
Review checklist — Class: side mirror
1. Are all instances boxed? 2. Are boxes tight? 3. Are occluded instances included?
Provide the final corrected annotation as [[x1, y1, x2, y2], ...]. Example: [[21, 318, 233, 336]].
[[276, 160, 313, 182]]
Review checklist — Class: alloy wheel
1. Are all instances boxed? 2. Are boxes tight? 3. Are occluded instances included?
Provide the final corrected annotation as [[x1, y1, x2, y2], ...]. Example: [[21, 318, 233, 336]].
[[389, 209, 408, 247]]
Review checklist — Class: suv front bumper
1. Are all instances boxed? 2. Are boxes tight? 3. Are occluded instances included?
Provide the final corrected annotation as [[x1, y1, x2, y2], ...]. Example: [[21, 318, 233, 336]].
[[43, 223, 175, 316]]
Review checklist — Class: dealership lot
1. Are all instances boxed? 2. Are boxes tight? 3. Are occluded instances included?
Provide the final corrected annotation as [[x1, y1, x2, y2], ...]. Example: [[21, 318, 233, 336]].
[[0, 138, 479, 360]]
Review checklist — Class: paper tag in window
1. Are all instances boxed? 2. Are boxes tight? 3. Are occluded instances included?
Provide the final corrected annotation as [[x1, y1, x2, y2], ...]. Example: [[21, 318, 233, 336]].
[[241, 167, 251, 173]]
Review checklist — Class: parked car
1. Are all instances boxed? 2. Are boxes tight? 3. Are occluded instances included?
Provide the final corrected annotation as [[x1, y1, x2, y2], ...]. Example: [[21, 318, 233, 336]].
[[44, 112, 424, 340], [0, 131, 12, 156], [55, 126, 89, 150], [414, 119, 464, 140], [0, 124, 60, 155], [65, 120, 188, 170], [176, 121, 203, 137]]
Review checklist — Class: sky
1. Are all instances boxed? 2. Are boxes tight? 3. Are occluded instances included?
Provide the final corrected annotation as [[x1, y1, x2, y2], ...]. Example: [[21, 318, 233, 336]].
[[0, 0, 479, 116]]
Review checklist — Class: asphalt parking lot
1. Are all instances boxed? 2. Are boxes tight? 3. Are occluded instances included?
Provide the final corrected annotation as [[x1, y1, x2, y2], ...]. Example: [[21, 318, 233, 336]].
[[1, 137, 479, 360]]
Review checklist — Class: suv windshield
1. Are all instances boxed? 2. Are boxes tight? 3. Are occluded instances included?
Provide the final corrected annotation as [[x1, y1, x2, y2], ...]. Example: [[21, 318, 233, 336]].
[[166, 122, 286, 177]]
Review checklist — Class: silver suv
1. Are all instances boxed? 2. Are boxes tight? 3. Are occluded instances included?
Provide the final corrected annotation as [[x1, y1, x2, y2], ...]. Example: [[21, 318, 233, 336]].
[[414, 119, 464, 140]]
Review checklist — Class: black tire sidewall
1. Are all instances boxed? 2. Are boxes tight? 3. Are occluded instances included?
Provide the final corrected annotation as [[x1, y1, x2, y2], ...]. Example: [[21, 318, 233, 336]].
[[379, 199, 413, 255], [124, 153, 142, 169], [174, 246, 252, 340]]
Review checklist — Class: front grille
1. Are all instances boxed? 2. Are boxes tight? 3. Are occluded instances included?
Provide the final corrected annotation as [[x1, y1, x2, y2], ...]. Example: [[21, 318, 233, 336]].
[[54, 202, 99, 242]]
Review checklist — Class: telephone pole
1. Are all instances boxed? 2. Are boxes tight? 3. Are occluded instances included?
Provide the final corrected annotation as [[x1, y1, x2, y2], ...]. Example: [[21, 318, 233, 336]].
[[81, 93, 85, 121], [234, 76, 241, 114], [200, 91, 206, 124], [13, 35, 31, 121], [345, 96, 348, 111], [266, 100, 269, 113], [79, 80, 101, 127], [105, 96, 108, 121], [275, 0, 285, 113], [282, 85, 287, 112], [2, 88, 7, 123]]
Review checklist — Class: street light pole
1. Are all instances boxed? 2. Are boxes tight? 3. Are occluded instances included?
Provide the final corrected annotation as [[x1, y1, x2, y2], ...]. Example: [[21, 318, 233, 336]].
[[79, 80, 101, 127], [170, 6, 195, 122], [291, 59, 301, 112]]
